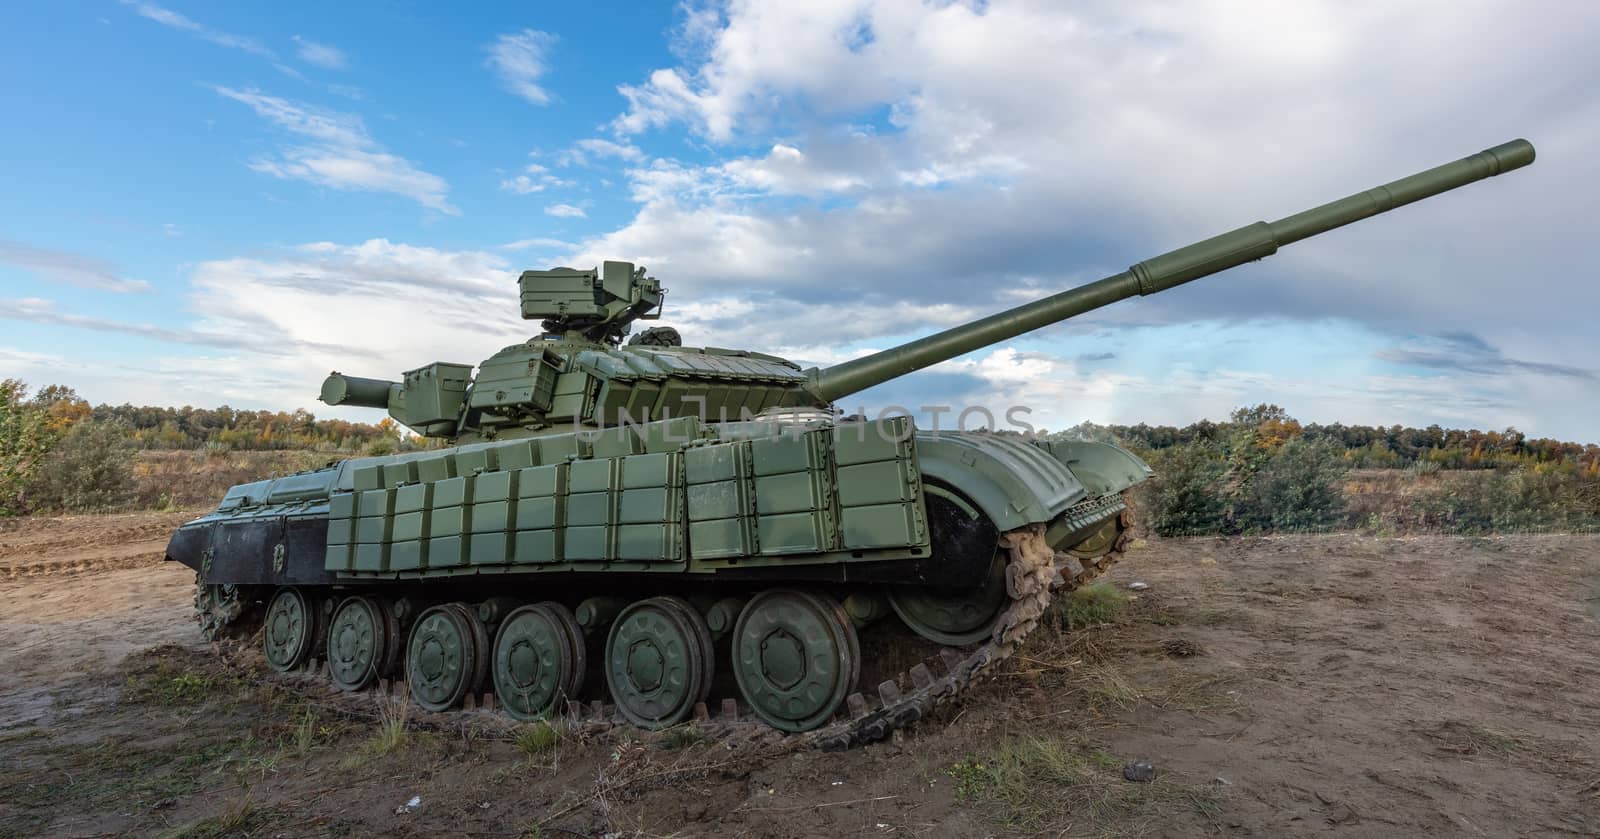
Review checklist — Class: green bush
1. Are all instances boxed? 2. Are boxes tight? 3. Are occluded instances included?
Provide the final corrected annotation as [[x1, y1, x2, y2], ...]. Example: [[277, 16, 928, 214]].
[[1235, 438, 1349, 532], [27, 420, 135, 512], [1416, 468, 1598, 534], [1141, 442, 1228, 536]]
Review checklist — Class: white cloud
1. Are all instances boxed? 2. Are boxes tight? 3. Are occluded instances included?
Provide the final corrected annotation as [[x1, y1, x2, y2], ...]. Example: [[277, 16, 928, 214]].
[[558, 138, 646, 167], [293, 35, 346, 69], [215, 87, 456, 213], [499, 162, 573, 195], [500, 175, 548, 195], [500, 237, 574, 251], [0, 240, 150, 293], [0, 240, 536, 412], [120, 0, 274, 57], [0, 296, 346, 354], [545, 203, 587, 218], [586, 1, 1597, 365], [487, 29, 558, 106], [556, 0, 1600, 439]]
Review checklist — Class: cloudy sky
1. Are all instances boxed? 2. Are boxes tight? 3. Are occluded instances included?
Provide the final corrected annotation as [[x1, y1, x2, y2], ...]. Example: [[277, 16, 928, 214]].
[[1, 1, 1596, 440]]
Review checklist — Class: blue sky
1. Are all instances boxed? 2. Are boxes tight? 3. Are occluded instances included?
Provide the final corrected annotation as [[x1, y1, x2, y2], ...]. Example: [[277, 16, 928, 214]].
[[2, 1, 1596, 441]]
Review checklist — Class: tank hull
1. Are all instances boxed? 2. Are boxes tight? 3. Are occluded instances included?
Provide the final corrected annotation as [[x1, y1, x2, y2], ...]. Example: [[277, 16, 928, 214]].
[[168, 417, 1148, 590]]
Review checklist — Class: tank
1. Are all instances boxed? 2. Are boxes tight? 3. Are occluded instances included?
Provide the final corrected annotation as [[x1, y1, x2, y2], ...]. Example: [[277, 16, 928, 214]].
[[168, 139, 1535, 746]]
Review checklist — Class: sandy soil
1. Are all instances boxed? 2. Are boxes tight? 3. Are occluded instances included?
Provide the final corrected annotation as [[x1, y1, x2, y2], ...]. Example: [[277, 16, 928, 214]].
[[2, 511, 1598, 838]]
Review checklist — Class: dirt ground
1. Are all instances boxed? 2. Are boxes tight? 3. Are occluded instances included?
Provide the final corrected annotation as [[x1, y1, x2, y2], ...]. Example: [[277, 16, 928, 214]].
[[2, 512, 1598, 838]]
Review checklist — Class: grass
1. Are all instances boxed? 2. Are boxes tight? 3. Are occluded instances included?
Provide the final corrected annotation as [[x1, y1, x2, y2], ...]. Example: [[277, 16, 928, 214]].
[[1146, 673, 1239, 712], [0, 727, 49, 745], [338, 697, 419, 770], [660, 725, 707, 751], [123, 652, 240, 705], [948, 734, 1223, 835], [515, 721, 562, 757], [372, 697, 411, 754], [1427, 720, 1528, 756], [1080, 664, 1141, 710], [293, 708, 320, 755], [1050, 583, 1128, 630], [0, 734, 248, 820], [159, 796, 262, 839], [1160, 638, 1205, 658]]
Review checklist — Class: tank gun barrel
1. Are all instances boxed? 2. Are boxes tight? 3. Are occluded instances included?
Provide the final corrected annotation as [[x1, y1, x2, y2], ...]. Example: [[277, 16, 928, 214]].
[[806, 138, 1536, 403], [320, 373, 398, 409]]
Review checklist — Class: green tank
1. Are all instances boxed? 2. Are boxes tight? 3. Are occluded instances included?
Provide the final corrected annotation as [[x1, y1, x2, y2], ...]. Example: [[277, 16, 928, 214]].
[[169, 139, 1535, 744]]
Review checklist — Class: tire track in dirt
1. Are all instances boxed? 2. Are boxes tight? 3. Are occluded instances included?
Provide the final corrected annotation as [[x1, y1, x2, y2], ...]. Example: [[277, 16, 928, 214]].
[[0, 510, 200, 579]]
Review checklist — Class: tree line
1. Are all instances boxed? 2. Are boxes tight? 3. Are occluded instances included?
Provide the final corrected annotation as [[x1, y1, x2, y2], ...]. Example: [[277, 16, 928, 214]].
[[4, 381, 1597, 529], [0, 380, 410, 515], [1065, 404, 1600, 474], [1057, 405, 1600, 536]]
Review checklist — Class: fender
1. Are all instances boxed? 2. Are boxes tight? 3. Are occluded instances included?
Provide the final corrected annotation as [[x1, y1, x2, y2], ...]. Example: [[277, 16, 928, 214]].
[[1033, 439, 1154, 496], [913, 431, 1087, 531]]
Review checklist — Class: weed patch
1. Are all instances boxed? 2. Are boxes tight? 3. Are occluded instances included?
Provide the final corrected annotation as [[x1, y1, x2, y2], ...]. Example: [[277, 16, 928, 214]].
[[123, 646, 239, 705], [1050, 583, 1127, 630], [660, 725, 707, 751], [160, 796, 264, 839], [516, 721, 562, 757], [339, 698, 424, 770], [948, 735, 1222, 834]]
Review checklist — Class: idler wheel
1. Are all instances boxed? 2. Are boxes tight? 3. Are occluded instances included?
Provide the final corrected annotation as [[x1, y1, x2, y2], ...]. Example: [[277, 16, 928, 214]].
[[262, 587, 318, 672], [604, 596, 711, 729], [732, 589, 859, 733], [326, 595, 399, 692], [888, 549, 1009, 645], [1066, 516, 1125, 559], [406, 604, 481, 712], [493, 602, 586, 721]]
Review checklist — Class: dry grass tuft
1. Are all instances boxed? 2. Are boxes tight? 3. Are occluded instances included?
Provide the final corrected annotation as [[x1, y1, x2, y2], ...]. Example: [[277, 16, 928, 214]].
[[1161, 638, 1205, 658], [1080, 664, 1141, 710], [338, 697, 419, 770], [1426, 719, 1528, 756], [159, 795, 259, 838]]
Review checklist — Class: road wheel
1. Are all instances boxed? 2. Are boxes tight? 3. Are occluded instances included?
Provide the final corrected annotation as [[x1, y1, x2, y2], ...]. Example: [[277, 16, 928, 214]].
[[493, 603, 584, 720], [604, 596, 711, 729], [262, 587, 317, 672], [732, 589, 859, 733], [327, 595, 398, 692], [406, 604, 479, 712]]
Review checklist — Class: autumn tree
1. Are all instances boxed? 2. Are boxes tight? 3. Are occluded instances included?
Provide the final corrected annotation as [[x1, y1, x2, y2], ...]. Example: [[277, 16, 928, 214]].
[[0, 380, 60, 514]]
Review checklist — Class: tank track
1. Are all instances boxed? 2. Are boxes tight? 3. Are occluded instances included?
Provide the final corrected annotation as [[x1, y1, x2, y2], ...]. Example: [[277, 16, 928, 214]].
[[194, 579, 249, 642], [204, 493, 1134, 751]]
